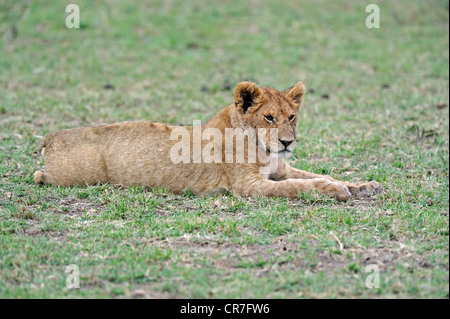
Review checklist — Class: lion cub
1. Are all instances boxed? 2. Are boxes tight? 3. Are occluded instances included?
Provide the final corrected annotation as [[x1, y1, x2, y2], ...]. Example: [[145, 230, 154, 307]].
[[34, 81, 383, 201]]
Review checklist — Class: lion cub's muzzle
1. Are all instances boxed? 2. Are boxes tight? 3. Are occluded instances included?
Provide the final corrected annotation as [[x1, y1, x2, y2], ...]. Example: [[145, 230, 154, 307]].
[[267, 138, 296, 158]]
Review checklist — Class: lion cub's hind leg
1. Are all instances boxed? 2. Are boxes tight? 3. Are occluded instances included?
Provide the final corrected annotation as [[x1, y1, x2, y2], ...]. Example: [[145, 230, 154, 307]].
[[34, 144, 108, 187]]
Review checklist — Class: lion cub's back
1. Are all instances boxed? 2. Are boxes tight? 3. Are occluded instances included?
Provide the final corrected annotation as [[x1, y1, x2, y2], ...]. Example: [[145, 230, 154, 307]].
[[39, 121, 171, 153]]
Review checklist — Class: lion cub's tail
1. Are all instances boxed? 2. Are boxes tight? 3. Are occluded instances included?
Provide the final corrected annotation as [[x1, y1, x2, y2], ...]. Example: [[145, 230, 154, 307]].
[[33, 170, 45, 184]]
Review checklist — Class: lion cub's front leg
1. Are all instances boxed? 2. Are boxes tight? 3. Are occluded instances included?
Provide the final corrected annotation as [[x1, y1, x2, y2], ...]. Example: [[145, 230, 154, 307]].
[[235, 175, 351, 201], [278, 162, 383, 199]]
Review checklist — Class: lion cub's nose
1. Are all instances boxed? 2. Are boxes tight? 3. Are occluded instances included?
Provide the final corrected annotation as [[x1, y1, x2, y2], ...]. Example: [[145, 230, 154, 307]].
[[279, 139, 294, 147]]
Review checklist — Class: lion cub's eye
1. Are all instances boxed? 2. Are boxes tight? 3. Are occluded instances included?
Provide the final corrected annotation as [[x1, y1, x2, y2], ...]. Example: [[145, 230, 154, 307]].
[[289, 115, 296, 122], [264, 115, 275, 123]]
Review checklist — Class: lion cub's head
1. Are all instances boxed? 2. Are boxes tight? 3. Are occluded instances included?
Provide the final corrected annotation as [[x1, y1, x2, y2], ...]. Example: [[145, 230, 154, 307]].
[[231, 81, 305, 158]]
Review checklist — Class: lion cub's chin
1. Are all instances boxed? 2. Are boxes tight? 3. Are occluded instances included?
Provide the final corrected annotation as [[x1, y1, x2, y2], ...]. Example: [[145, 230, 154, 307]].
[[270, 150, 292, 159]]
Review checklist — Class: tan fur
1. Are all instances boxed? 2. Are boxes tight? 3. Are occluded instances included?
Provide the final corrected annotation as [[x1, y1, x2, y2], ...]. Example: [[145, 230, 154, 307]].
[[34, 82, 383, 201]]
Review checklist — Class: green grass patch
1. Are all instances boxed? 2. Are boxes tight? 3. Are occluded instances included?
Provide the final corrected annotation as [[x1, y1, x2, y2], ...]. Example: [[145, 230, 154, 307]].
[[0, 0, 448, 298]]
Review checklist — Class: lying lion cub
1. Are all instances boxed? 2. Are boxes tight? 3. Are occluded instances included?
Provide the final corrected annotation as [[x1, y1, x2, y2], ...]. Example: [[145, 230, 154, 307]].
[[34, 81, 383, 201]]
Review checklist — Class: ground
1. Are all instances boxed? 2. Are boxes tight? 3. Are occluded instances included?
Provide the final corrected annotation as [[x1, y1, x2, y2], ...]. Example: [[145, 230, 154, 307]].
[[0, 0, 448, 298]]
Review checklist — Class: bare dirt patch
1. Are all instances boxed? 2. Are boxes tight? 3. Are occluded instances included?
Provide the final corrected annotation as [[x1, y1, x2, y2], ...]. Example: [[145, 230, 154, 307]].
[[49, 196, 105, 216], [143, 235, 447, 275]]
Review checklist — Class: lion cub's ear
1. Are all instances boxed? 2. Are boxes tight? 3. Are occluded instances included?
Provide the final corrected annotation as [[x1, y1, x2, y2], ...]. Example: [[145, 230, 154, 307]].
[[284, 82, 306, 111], [234, 82, 263, 114]]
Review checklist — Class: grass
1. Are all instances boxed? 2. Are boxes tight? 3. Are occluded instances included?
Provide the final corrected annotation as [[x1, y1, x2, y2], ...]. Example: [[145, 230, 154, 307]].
[[0, 0, 448, 298]]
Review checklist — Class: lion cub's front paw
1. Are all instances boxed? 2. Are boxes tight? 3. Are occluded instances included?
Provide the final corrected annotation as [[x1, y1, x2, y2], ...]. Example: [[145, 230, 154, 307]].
[[347, 181, 383, 199], [369, 181, 384, 195], [312, 178, 351, 202], [328, 182, 351, 202]]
